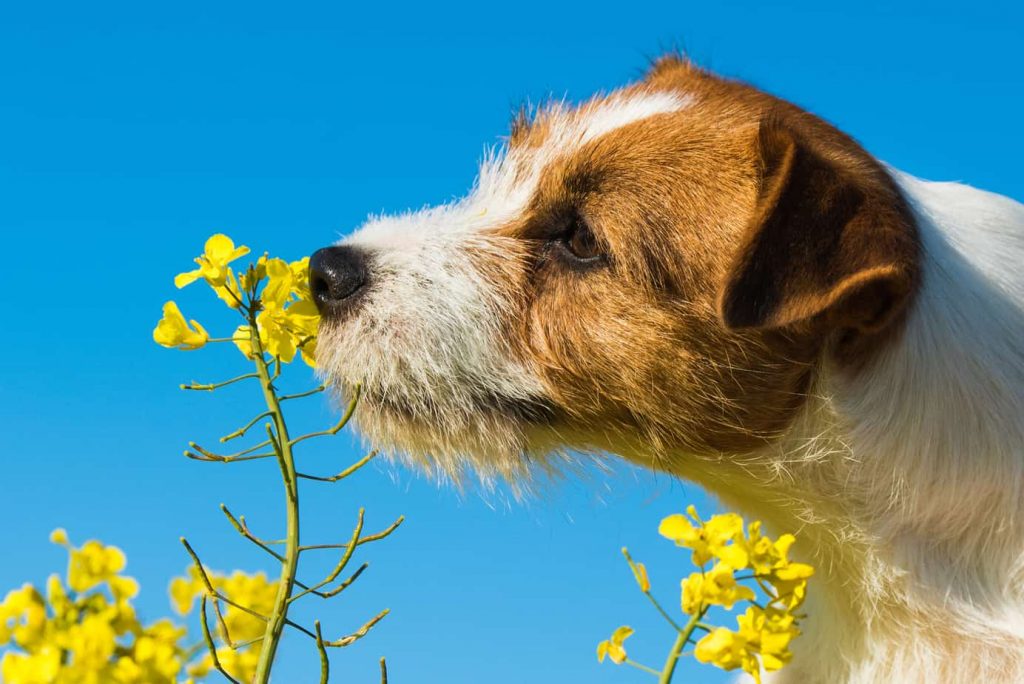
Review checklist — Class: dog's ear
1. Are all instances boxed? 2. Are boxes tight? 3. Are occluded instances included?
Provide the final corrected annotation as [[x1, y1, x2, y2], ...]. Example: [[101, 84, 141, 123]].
[[718, 115, 919, 342]]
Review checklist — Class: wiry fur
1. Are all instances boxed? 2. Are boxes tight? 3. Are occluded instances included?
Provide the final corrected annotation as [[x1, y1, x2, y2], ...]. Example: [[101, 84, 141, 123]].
[[314, 59, 1024, 681]]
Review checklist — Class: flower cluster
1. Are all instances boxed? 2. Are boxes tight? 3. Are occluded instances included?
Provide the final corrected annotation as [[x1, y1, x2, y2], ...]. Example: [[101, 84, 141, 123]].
[[2, 531, 184, 682], [598, 507, 814, 683], [0, 531, 275, 683], [153, 234, 319, 367], [152, 234, 400, 684]]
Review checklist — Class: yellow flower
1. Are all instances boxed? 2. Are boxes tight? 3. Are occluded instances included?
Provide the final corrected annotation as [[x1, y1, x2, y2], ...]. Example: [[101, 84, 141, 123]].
[[239, 254, 268, 292], [680, 573, 704, 615], [175, 234, 249, 288], [206, 646, 260, 682], [262, 258, 294, 308], [659, 508, 744, 566], [1, 644, 62, 684], [299, 334, 318, 368], [169, 568, 204, 616], [260, 255, 313, 304], [254, 299, 319, 365], [0, 585, 47, 648], [680, 562, 755, 614], [289, 256, 312, 300], [110, 576, 140, 601], [2, 531, 207, 684], [740, 606, 799, 672], [175, 234, 248, 308], [737, 522, 791, 575], [45, 574, 74, 624], [695, 627, 760, 682], [768, 560, 814, 610], [631, 561, 650, 593], [125, 619, 186, 681], [49, 528, 68, 546], [168, 567, 279, 645], [68, 540, 127, 593], [596, 625, 633, 665], [218, 571, 278, 642], [65, 613, 118, 670], [231, 324, 256, 359], [256, 307, 299, 362], [694, 605, 800, 683], [733, 522, 815, 608], [230, 272, 319, 365], [153, 301, 209, 350]]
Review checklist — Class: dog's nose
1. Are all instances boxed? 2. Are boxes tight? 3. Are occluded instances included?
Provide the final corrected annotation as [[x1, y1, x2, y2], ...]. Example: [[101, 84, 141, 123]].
[[309, 246, 368, 313]]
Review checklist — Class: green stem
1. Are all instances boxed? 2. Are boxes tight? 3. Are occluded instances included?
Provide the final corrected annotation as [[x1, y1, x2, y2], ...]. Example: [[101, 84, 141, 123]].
[[659, 609, 704, 684], [625, 659, 662, 676], [250, 323, 302, 684]]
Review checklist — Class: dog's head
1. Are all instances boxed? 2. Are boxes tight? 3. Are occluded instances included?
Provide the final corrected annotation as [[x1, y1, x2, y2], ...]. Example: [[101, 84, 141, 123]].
[[310, 57, 920, 482]]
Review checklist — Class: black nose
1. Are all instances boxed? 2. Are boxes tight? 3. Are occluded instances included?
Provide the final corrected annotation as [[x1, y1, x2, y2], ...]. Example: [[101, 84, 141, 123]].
[[309, 246, 368, 313]]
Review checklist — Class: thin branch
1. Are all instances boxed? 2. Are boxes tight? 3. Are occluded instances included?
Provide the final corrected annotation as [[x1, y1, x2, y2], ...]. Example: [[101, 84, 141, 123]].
[[282, 618, 320, 641], [299, 516, 404, 551], [279, 385, 326, 402], [219, 505, 335, 597], [265, 423, 283, 457], [315, 562, 368, 600], [188, 439, 272, 462], [185, 449, 275, 463], [210, 599, 263, 650], [220, 411, 273, 443], [289, 510, 365, 603], [200, 596, 241, 684], [380, 657, 388, 684], [625, 659, 662, 677], [181, 537, 271, 624], [322, 608, 390, 648], [181, 537, 218, 594], [221, 504, 287, 560], [297, 451, 378, 483], [315, 621, 329, 684], [181, 373, 259, 392], [622, 548, 683, 632], [289, 386, 361, 446]]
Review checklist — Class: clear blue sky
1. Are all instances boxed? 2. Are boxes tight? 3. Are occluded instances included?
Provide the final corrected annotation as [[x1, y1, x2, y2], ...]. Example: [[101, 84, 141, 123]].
[[1, 1, 1020, 682]]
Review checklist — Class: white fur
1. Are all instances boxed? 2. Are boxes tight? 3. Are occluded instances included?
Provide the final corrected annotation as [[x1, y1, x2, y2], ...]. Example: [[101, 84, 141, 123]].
[[720, 171, 1024, 682]]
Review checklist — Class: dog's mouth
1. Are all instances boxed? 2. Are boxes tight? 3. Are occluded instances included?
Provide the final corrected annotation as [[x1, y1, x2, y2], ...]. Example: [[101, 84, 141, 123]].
[[348, 383, 557, 427], [324, 378, 566, 479]]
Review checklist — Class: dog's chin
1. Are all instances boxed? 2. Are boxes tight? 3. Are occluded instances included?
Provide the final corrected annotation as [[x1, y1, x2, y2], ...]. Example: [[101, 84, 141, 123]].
[[328, 381, 560, 483]]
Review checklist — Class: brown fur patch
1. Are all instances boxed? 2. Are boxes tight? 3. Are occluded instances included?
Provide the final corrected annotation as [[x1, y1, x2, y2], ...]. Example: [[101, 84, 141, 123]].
[[481, 58, 920, 462]]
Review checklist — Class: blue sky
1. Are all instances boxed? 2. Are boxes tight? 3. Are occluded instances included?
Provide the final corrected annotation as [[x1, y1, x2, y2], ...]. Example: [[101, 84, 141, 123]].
[[1, 1, 1020, 682]]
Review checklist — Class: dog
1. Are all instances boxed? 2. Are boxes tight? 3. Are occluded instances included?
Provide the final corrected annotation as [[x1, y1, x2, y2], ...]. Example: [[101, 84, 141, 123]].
[[308, 56, 1024, 682]]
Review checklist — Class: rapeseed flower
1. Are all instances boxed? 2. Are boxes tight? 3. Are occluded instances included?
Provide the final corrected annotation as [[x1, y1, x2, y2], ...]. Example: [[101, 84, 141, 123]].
[[0, 529, 274, 684], [153, 302, 209, 350], [596, 626, 633, 664], [602, 508, 814, 683], [174, 234, 249, 308]]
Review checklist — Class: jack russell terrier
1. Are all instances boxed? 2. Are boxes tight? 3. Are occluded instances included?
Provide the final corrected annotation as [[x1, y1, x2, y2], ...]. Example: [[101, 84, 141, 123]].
[[308, 56, 1024, 682]]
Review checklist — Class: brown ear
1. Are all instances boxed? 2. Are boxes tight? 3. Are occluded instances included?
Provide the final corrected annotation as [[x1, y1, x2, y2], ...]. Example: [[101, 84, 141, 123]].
[[719, 116, 919, 342]]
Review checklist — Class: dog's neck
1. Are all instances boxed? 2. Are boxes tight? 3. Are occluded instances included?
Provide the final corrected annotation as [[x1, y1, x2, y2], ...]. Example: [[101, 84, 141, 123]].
[[684, 171, 1024, 681]]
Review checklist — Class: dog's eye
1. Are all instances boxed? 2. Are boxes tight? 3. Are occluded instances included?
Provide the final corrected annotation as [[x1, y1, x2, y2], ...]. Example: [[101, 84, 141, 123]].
[[559, 217, 603, 262]]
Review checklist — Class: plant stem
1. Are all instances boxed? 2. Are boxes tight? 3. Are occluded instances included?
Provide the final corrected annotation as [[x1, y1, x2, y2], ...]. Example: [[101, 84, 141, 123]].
[[250, 322, 302, 684], [659, 610, 704, 684]]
